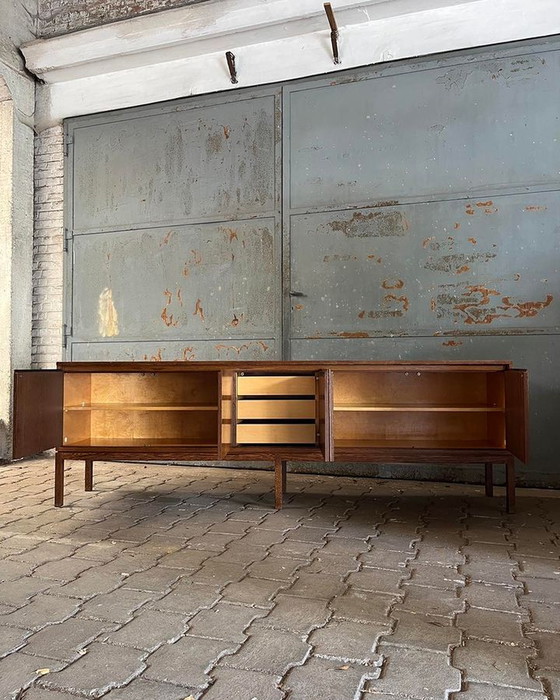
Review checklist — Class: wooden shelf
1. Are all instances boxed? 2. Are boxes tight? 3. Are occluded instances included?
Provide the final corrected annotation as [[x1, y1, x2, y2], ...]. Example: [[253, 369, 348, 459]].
[[65, 437, 218, 447], [334, 404, 504, 413], [334, 438, 504, 449], [64, 403, 218, 412]]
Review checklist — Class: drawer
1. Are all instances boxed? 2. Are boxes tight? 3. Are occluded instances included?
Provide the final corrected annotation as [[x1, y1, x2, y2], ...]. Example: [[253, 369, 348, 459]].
[[237, 375, 315, 396], [237, 399, 316, 420], [236, 423, 317, 444]]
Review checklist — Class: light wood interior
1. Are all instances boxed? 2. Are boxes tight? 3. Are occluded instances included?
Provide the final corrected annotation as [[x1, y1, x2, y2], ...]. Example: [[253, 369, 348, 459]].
[[237, 375, 316, 396], [237, 399, 316, 419], [63, 371, 219, 446], [236, 423, 316, 444], [333, 371, 505, 409]]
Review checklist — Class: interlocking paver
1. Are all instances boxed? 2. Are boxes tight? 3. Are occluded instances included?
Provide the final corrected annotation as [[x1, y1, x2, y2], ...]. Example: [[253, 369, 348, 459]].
[[151, 582, 221, 615], [223, 628, 310, 675], [39, 642, 147, 696], [457, 607, 530, 645], [521, 577, 560, 605], [284, 655, 375, 700], [186, 603, 265, 642], [248, 555, 304, 581], [52, 571, 124, 599], [528, 631, 560, 671], [303, 552, 360, 575], [309, 619, 389, 661], [0, 594, 81, 631], [346, 568, 408, 593], [395, 584, 463, 618], [80, 588, 154, 623], [221, 576, 287, 607], [103, 609, 187, 651], [367, 644, 462, 699], [0, 626, 30, 656], [459, 581, 523, 612], [381, 610, 461, 653], [189, 560, 246, 587], [120, 566, 182, 592], [449, 681, 548, 699], [255, 593, 329, 633], [284, 572, 345, 599], [359, 548, 415, 570], [453, 639, 542, 690], [0, 560, 35, 582], [144, 636, 236, 688], [203, 667, 284, 700], [524, 601, 560, 632], [515, 557, 560, 579], [0, 578, 52, 607], [22, 617, 109, 660], [157, 548, 213, 570], [331, 590, 397, 624], [0, 652, 65, 699], [404, 565, 465, 590], [33, 557, 95, 582], [103, 677, 193, 699]]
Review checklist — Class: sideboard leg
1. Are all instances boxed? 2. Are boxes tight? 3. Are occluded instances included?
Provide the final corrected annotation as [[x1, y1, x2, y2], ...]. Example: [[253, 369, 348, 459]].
[[85, 460, 94, 492], [484, 462, 494, 497], [274, 457, 286, 510], [506, 457, 516, 514], [55, 452, 65, 507]]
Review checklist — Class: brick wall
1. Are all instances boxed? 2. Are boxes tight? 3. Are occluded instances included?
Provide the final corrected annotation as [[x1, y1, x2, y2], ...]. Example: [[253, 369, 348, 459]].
[[39, 0, 210, 37], [33, 126, 64, 368]]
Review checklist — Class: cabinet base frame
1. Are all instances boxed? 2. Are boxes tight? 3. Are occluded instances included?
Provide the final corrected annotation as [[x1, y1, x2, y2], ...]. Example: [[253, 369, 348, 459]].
[[53, 449, 517, 513]]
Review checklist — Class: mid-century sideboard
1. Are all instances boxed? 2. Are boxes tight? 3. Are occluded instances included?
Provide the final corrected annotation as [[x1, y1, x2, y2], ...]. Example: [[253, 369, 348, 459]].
[[13, 361, 528, 512]]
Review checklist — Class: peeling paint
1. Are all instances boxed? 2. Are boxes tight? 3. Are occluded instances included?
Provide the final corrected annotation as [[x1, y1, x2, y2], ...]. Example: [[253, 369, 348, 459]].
[[329, 210, 409, 238], [425, 252, 495, 274], [182, 347, 195, 361], [294, 304, 304, 310], [160, 230, 174, 246], [337, 331, 371, 338], [381, 279, 405, 290], [442, 340, 463, 347], [98, 288, 119, 337], [161, 307, 178, 327], [468, 237, 477, 245], [525, 205, 547, 212], [222, 125, 231, 139], [194, 298, 205, 321]]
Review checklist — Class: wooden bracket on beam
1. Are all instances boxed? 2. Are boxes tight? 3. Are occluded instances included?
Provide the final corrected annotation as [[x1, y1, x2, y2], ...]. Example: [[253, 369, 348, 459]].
[[324, 3, 340, 64]]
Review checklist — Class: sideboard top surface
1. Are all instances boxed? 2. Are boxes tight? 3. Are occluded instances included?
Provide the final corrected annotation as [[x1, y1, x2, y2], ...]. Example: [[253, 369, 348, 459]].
[[57, 360, 513, 373]]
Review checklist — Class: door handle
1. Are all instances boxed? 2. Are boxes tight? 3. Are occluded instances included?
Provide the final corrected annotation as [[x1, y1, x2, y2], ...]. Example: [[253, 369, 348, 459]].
[[289, 291, 306, 297]]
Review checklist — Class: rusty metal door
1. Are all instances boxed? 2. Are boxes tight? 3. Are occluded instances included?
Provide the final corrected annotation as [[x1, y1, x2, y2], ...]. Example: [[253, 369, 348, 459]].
[[284, 39, 560, 483], [65, 88, 281, 362]]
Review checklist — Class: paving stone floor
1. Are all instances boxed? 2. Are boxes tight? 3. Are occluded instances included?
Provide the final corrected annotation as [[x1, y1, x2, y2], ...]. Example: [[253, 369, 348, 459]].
[[0, 458, 559, 700]]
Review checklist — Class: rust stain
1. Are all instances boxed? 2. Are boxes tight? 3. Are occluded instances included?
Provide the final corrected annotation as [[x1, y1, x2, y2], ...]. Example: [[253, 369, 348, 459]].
[[194, 299, 205, 321], [465, 205, 474, 216], [294, 304, 304, 310], [143, 349, 163, 362], [514, 273, 521, 281], [191, 249, 202, 265], [476, 201, 494, 208], [500, 294, 553, 318], [160, 230, 174, 246], [231, 313, 242, 327], [329, 210, 409, 237], [367, 254, 383, 263], [337, 331, 370, 338], [98, 288, 119, 337], [177, 289, 183, 306], [182, 266, 190, 277], [385, 294, 409, 312], [182, 347, 195, 361], [423, 237, 436, 249], [468, 237, 477, 245], [453, 285, 501, 324], [454, 223, 461, 230], [456, 265, 470, 274], [358, 310, 365, 319], [163, 289, 173, 305], [381, 279, 405, 289], [228, 229, 238, 242], [258, 341, 270, 351], [442, 340, 463, 347], [525, 205, 547, 212], [222, 125, 231, 139], [161, 307, 178, 327], [430, 298, 436, 312]]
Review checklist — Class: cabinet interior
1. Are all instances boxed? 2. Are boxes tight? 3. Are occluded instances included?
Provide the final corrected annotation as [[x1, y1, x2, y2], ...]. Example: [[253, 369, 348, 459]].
[[333, 370, 506, 449], [63, 372, 220, 446]]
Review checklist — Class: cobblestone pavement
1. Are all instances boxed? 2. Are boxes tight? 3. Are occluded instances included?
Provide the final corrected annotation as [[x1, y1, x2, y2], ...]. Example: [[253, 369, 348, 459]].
[[0, 458, 559, 700]]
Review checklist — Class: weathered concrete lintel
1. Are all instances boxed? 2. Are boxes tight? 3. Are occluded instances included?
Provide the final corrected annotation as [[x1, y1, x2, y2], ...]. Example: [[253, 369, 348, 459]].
[[22, 0, 560, 130]]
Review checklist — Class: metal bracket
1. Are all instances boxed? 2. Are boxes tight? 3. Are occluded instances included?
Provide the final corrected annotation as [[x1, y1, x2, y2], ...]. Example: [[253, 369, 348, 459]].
[[226, 51, 238, 84], [62, 323, 72, 348], [63, 136, 73, 158], [324, 3, 341, 65], [63, 228, 71, 253]]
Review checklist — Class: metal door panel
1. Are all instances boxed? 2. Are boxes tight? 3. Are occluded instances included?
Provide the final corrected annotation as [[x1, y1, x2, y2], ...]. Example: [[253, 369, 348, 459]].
[[72, 95, 276, 233], [71, 219, 278, 343], [288, 50, 560, 210], [70, 339, 278, 361], [290, 191, 559, 339]]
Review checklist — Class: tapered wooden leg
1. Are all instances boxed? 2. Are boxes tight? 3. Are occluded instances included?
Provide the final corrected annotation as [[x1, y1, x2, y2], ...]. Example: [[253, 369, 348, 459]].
[[274, 457, 286, 510], [506, 457, 516, 514], [484, 462, 494, 497], [85, 460, 94, 492], [54, 452, 64, 507]]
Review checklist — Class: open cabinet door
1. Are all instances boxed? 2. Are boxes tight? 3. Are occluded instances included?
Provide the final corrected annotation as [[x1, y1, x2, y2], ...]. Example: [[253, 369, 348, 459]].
[[13, 370, 63, 459], [317, 370, 333, 461], [505, 369, 528, 463]]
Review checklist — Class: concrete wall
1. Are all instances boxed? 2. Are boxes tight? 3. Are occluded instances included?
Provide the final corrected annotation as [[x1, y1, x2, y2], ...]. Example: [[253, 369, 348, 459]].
[[39, 0, 210, 37], [0, 0, 37, 459]]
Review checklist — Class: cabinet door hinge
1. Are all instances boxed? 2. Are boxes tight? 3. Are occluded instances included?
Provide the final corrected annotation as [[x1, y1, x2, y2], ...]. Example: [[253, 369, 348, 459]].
[[63, 228, 71, 253], [63, 137, 73, 158], [62, 323, 72, 348]]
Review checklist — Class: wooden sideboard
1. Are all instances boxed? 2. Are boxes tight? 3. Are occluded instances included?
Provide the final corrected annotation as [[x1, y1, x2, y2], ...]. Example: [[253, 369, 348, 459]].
[[13, 361, 528, 512]]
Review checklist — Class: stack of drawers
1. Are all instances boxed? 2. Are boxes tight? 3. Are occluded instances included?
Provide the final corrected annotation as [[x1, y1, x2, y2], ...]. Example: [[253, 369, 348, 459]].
[[234, 374, 317, 445]]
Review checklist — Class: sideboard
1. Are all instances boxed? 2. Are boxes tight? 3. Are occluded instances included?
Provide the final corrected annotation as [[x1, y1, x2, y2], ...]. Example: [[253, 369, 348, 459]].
[[13, 361, 528, 512]]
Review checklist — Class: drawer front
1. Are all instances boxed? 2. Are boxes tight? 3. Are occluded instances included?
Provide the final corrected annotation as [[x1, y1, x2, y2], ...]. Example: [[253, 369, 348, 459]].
[[236, 423, 317, 444], [237, 399, 316, 420], [237, 375, 316, 396]]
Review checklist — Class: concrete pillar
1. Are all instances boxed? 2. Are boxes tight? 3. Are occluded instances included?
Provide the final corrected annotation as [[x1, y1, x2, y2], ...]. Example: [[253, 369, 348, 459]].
[[0, 72, 35, 460]]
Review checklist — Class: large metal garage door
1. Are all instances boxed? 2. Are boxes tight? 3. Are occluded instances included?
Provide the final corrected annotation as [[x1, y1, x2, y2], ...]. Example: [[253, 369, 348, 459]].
[[65, 38, 560, 483], [66, 88, 282, 361]]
